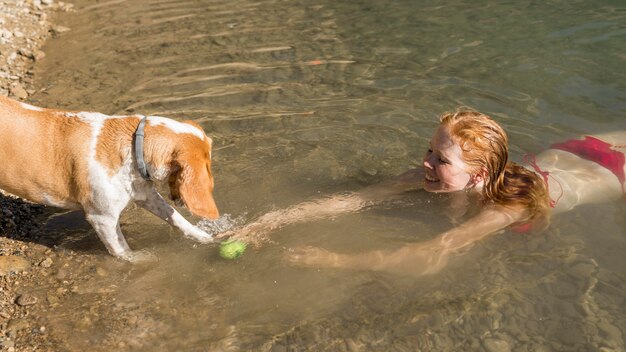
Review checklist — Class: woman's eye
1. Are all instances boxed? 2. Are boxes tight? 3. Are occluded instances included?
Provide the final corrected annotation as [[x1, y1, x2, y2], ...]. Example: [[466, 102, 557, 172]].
[[438, 158, 448, 164]]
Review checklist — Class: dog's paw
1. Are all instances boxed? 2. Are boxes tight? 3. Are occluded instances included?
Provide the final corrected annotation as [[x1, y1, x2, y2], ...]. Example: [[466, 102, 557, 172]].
[[187, 227, 214, 244], [120, 250, 158, 264], [194, 233, 214, 244]]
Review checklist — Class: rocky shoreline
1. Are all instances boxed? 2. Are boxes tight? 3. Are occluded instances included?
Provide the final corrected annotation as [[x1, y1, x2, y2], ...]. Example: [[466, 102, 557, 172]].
[[1, 1, 74, 350], [0, 0, 72, 99]]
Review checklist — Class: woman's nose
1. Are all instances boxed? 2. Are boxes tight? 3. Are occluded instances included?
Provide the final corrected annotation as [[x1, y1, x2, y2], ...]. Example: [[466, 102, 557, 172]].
[[423, 155, 433, 169]]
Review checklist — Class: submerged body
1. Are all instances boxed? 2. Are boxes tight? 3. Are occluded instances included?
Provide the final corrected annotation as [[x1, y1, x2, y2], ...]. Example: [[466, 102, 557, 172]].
[[219, 111, 626, 275], [537, 133, 626, 213], [0, 96, 219, 261]]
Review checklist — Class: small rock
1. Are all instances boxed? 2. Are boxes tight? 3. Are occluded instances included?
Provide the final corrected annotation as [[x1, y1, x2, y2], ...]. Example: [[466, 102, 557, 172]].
[[96, 267, 108, 277], [42, 0, 54, 5], [6, 318, 29, 333], [1, 339, 15, 349], [570, 262, 595, 278], [39, 257, 53, 268], [597, 321, 623, 342], [0, 256, 30, 276], [18, 48, 34, 59], [50, 26, 70, 35], [9, 84, 28, 100], [482, 338, 511, 352], [15, 294, 38, 306], [33, 50, 46, 61], [0, 29, 12, 39], [46, 294, 59, 305]]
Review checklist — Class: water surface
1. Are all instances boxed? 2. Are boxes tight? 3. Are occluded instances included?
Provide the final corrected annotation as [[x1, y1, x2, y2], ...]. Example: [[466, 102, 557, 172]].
[[29, 0, 626, 350]]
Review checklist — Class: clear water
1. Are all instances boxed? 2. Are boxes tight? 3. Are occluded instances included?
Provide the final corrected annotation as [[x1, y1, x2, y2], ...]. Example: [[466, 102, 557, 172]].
[[28, 0, 626, 350]]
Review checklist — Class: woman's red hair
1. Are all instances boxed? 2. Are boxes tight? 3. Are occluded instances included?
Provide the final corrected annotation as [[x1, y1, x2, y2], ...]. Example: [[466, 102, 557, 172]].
[[440, 110, 550, 224]]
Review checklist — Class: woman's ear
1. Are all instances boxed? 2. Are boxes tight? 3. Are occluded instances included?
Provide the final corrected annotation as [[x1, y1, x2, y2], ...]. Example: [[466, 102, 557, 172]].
[[173, 159, 219, 219], [468, 169, 487, 189]]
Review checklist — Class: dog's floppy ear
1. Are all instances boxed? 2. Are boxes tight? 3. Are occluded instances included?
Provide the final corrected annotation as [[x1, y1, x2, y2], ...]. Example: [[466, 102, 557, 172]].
[[171, 156, 219, 220]]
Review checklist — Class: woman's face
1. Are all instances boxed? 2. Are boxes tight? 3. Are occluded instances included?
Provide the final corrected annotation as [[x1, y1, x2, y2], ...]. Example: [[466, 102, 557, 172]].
[[422, 127, 475, 193]]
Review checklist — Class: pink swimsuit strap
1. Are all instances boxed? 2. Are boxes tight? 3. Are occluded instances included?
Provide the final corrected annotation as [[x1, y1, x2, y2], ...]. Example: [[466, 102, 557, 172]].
[[523, 153, 562, 208], [512, 154, 562, 234]]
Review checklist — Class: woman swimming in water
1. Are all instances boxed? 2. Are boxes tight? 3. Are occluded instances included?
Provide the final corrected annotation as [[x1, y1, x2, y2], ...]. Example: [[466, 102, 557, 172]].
[[218, 110, 626, 275]]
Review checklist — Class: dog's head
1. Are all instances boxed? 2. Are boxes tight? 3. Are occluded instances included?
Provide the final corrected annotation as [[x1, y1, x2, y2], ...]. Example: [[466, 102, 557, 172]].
[[167, 121, 219, 220]]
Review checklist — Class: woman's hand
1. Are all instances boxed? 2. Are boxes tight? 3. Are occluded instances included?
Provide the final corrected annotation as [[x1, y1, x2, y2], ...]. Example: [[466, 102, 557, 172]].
[[215, 221, 277, 246]]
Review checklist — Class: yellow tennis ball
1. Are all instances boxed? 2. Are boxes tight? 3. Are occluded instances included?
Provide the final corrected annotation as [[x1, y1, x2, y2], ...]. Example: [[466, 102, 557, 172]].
[[219, 240, 247, 259]]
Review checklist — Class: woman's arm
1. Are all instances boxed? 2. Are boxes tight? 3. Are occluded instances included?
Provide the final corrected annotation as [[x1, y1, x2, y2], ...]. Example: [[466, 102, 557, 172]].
[[286, 205, 526, 275], [216, 168, 424, 244]]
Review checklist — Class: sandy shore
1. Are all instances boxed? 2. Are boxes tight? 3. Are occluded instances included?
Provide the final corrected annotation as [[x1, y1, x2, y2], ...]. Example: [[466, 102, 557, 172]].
[[1, 1, 74, 350]]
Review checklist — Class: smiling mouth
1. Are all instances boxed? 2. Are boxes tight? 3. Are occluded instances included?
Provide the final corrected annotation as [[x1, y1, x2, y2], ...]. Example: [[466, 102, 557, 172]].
[[425, 174, 439, 182]]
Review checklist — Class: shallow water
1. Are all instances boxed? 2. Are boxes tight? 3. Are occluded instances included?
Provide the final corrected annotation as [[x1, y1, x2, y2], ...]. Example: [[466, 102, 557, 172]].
[[27, 0, 626, 350]]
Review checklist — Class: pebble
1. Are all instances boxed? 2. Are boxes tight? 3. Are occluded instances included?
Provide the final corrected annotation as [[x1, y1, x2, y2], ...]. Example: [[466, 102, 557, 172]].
[[6, 318, 29, 333], [597, 321, 622, 342], [33, 50, 46, 60], [9, 83, 28, 99], [50, 25, 70, 35], [15, 293, 38, 306], [39, 257, 53, 268], [96, 267, 108, 277], [0, 29, 12, 39], [18, 48, 34, 58], [0, 256, 30, 276], [0, 340, 15, 351], [46, 294, 59, 305], [570, 262, 595, 278], [482, 338, 511, 352], [345, 338, 365, 352]]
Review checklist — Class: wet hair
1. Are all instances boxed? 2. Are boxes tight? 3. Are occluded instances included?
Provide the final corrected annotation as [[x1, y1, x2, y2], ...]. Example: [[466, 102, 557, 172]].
[[439, 110, 550, 224]]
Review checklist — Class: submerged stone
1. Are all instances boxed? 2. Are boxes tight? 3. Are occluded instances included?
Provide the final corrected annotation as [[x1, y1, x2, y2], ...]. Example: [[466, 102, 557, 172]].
[[0, 255, 30, 276]]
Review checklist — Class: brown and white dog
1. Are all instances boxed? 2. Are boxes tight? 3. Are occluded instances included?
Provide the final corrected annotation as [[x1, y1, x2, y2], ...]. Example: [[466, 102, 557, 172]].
[[0, 96, 219, 262]]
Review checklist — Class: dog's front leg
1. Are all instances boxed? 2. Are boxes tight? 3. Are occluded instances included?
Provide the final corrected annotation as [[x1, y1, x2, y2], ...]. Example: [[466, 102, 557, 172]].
[[85, 212, 156, 262], [135, 189, 213, 243]]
